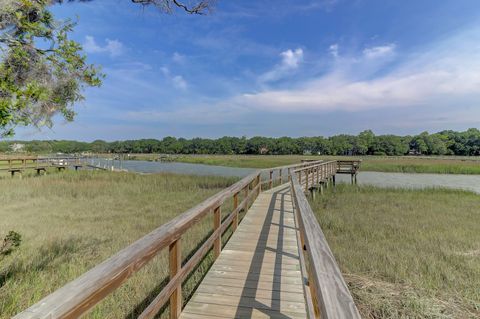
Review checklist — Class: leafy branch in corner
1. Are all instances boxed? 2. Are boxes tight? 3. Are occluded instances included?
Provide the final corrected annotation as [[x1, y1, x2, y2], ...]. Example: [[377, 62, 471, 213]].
[[0, 0, 104, 137], [0, 0, 214, 138]]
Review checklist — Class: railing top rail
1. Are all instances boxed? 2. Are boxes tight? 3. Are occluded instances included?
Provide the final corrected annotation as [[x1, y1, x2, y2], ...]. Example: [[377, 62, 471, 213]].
[[260, 159, 325, 172], [0, 156, 87, 161], [337, 159, 362, 164], [0, 157, 38, 161], [290, 172, 360, 319], [292, 160, 338, 173]]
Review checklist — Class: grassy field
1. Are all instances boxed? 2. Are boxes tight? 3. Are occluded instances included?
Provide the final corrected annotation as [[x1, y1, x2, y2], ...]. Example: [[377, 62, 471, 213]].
[[170, 154, 480, 174], [309, 185, 480, 318], [0, 171, 239, 318]]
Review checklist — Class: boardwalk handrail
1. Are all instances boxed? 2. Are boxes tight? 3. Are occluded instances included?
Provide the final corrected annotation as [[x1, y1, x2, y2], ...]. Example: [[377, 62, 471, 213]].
[[14, 161, 319, 319], [291, 161, 361, 318]]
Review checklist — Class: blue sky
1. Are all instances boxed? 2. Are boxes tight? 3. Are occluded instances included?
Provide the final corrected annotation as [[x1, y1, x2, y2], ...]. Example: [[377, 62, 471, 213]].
[[15, 0, 480, 141]]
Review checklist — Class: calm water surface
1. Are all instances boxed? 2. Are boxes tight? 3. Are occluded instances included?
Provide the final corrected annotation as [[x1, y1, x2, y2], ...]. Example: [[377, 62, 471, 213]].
[[94, 159, 256, 178], [93, 159, 480, 194]]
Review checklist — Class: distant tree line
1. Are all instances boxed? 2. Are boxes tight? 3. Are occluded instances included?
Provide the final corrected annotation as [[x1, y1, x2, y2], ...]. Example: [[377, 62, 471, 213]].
[[1, 129, 479, 156]]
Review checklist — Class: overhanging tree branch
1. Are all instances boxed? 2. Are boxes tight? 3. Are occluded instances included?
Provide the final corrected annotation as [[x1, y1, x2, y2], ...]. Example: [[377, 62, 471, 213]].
[[130, 0, 214, 14]]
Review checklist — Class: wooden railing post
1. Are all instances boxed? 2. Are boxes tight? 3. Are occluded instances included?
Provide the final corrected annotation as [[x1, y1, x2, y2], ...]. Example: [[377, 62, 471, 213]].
[[305, 170, 309, 191], [213, 206, 221, 259], [169, 239, 182, 319], [233, 193, 239, 231], [269, 170, 273, 189], [279, 169, 283, 184], [256, 174, 261, 196], [245, 185, 249, 209], [288, 168, 291, 182]]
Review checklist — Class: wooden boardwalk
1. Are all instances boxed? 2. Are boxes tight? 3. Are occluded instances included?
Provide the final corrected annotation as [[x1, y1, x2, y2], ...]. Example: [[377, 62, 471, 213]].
[[14, 160, 361, 319], [181, 184, 308, 319]]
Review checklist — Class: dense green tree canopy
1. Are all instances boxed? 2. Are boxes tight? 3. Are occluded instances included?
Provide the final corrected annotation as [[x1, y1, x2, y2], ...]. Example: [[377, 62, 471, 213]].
[[2, 129, 479, 156]]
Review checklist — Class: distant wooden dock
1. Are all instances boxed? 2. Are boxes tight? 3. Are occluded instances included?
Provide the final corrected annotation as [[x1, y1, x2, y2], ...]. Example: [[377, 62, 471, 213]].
[[0, 156, 115, 176], [14, 160, 361, 319]]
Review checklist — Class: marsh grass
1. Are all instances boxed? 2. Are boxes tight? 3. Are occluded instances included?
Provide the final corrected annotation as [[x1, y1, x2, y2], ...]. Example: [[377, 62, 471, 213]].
[[173, 154, 480, 174], [309, 184, 480, 318], [0, 170, 239, 318]]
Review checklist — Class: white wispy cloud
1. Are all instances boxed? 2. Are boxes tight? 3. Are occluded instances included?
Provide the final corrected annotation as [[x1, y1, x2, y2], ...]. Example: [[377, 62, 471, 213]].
[[83, 35, 124, 57], [172, 75, 188, 90], [231, 28, 480, 114], [329, 43, 339, 57], [172, 52, 186, 64], [161, 67, 188, 90], [363, 44, 396, 59], [259, 48, 304, 83], [113, 26, 480, 135]]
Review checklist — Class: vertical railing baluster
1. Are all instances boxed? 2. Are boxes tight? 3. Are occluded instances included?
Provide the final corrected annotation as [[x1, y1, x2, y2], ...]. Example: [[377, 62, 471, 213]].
[[305, 170, 309, 191], [269, 170, 273, 189], [233, 192, 239, 231], [213, 206, 221, 258], [169, 239, 182, 319], [256, 174, 261, 196]]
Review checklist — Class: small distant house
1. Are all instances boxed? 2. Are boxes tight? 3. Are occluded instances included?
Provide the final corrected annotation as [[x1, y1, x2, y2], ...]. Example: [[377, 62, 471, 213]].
[[10, 143, 25, 153], [303, 150, 312, 155], [408, 149, 421, 155], [259, 147, 269, 155]]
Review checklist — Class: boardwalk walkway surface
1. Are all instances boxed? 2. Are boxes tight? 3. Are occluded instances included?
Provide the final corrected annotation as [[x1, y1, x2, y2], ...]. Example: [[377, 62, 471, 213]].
[[181, 184, 308, 319]]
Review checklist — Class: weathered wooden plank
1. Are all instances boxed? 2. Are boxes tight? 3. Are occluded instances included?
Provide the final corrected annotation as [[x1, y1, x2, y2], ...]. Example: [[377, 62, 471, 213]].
[[194, 273, 304, 294], [211, 258, 301, 270], [182, 302, 306, 319], [223, 237, 298, 247], [195, 284, 306, 303], [210, 264, 301, 278], [179, 312, 231, 319], [224, 244, 300, 255], [190, 293, 307, 315], [204, 270, 303, 285]]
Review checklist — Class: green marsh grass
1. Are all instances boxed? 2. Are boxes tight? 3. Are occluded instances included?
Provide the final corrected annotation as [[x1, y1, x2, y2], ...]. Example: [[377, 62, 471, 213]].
[[0, 170, 240, 318], [309, 184, 480, 318], [173, 154, 480, 174]]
